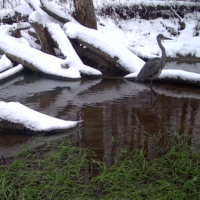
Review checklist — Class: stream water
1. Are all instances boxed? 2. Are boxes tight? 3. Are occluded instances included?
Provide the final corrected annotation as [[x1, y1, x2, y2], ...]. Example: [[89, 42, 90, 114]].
[[1, 62, 200, 163]]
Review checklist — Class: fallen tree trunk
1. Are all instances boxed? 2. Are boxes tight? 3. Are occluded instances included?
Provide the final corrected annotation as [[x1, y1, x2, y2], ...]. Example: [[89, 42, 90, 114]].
[[125, 69, 200, 87], [71, 41, 125, 76], [40, 0, 71, 23], [0, 64, 24, 84], [0, 35, 76, 79], [10, 25, 31, 38], [30, 20, 56, 56], [64, 22, 144, 75], [46, 23, 102, 76], [71, 41, 123, 76]]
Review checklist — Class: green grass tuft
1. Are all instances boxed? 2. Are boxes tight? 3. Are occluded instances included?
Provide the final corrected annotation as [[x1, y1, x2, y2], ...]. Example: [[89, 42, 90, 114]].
[[0, 133, 200, 199]]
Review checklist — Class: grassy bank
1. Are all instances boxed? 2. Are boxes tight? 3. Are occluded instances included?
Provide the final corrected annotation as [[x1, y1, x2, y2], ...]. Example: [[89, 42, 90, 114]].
[[0, 134, 200, 199]]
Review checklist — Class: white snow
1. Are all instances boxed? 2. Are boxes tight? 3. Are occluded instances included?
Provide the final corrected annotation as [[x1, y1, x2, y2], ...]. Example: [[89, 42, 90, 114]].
[[0, 9, 15, 20], [64, 22, 145, 73], [0, 55, 13, 73], [0, 101, 79, 131], [0, 34, 82, 79], [159, 70, 200, 82], [25, 0, 41, 11], [0, 64, 23, 81], [1, 0, 200, 133], [97, 14, 200, 60], [14, 4, 33, 16], [40, 0, 74, 22], [93, 0, 200, 8], [124, 69, 200, 83], [47, 23, 102, 76]]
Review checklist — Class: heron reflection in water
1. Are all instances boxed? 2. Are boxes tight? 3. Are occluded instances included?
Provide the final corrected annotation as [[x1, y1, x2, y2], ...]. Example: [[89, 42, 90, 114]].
[[135, 34, 172, 94]]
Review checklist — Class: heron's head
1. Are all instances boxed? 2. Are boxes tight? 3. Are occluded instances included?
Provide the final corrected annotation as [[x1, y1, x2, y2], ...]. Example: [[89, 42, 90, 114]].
[[157, 34, 172, 41]]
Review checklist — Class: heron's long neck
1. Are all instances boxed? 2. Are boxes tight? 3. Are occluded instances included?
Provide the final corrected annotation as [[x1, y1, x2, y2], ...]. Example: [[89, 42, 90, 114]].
[[158, 39, 166, 69]]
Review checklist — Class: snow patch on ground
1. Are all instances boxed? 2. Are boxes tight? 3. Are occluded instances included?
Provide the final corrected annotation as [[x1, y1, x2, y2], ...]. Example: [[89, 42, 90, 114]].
[[97, 12, 200, 59]]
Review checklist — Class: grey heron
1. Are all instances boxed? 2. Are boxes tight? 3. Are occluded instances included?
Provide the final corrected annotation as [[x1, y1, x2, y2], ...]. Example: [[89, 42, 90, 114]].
[[135, 34, 172, 91]]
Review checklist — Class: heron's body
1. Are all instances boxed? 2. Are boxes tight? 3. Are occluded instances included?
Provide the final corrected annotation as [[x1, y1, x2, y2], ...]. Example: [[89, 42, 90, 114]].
[[135, 34, 172, 86]]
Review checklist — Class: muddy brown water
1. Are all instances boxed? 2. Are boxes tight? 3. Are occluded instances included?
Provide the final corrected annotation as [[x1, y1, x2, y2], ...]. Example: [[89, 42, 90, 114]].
[[1, 62, 200, 163]]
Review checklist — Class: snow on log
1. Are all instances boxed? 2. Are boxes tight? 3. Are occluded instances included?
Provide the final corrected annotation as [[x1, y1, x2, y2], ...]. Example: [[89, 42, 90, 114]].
[[0, 35, 80, 79], [25, 0, 41, 11], [125, 69, 200, 86], [28, 28, 38, 39], [14, 4, 33, 18], [72, 42, 119, 76], [64, 22, 145, 74], [0, 64, 24, 84], [30, 21, 56, 55], [0, 4, 32, 25], [0, 34, 101, 79], [40, 0, 72, 23], [10, 24, 32, 38], [0, 101, 79, 133], [46, 23, 102, 76], [29, 11, 56, 55], [0, 54, 13, 73], [0, 9, 16, 24]]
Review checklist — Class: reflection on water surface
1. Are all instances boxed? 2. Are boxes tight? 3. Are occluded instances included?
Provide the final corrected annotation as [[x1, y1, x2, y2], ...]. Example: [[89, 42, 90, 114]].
[[0, 65, 200, 162]]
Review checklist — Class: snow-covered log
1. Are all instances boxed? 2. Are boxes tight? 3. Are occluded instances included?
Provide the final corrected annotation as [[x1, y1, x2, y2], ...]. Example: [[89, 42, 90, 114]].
[[46, 23, 102, 77], [25, 0, 41, 11], [28, 28, 38, 39], [72, 42, 121, 76], [0, 9, 17, 24], [64, 22, 145, 74], [0, 64, 24, 84], [30, 20, 56, 55], [0, 34, 101, 80], [0, 4, 32, 25], [125, 69, 200, 87], [29, 11, 56, 55], [40, 0, 71, 23], [0, 55, 13, 73], [10, 25, 31, 38], [0, 101, 79, 134]]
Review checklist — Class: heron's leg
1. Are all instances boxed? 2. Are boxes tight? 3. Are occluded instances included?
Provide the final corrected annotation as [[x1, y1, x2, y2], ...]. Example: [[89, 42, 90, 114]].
[[150, 79, 153, 88], [145, 80, 156, 95]]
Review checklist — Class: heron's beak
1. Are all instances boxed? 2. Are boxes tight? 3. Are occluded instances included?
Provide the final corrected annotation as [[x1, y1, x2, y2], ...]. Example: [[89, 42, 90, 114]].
[[164, 37, 172, 40]]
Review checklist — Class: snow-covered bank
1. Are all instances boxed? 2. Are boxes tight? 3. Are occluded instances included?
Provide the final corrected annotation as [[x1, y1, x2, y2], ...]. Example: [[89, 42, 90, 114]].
[[0, 101, 80, 133], [93, 0, 200, 8], [97, 13, 200, 61]]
